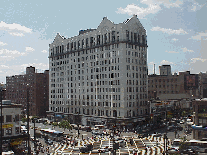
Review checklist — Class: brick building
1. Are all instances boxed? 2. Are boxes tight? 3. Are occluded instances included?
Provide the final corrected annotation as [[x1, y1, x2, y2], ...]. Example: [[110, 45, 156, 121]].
[[6, 66, 49, 117], [198, 72, 207, 98], [148, 65, 199, 100], [192, 99, 207, 140], [0, 84, 6, 100]]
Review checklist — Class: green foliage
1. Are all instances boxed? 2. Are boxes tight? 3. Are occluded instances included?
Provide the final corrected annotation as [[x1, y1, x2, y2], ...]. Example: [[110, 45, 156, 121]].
[[52, 122, 58, 126], [181, 111, 187, 117], [22, 117, 27, 123], [179, 137, 190, 152], [167, 114, 173, 119], [31, 116, 38, 119], [58, 119, 72, 131], [179, 141, 190, 152]]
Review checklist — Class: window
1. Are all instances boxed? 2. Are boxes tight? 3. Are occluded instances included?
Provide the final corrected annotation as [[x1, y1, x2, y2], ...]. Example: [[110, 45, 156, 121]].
[[6, 115, 12, 122], [0, 116, 4, 123], [6, 128, 12, 135], [15, 115, 19, 122], [15, 127, 20, 134]]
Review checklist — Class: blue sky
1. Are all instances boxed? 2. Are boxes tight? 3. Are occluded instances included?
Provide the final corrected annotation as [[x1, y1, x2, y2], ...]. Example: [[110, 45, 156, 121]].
[[0, 0, 207, 83]]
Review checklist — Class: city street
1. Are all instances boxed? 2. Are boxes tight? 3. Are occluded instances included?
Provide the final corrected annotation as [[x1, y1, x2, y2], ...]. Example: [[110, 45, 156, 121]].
[[23, 119, 202, 154], [27, 122, 171, 154]]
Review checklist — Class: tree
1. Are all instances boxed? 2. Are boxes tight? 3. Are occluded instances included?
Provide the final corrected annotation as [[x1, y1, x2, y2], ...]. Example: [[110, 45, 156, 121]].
[[44, 121, 48, 126], [52, 122, 58, 127], [167, 114, 173, 120], [22, 117, 27, 123], [181, 111, 187, 117], [58, 119, 72, 131], [179, 136, 191, 154], [31, 116, 38, 123]]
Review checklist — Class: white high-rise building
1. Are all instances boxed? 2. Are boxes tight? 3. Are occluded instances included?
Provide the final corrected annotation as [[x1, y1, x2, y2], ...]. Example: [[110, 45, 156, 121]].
[[48, 15, 149, 125]]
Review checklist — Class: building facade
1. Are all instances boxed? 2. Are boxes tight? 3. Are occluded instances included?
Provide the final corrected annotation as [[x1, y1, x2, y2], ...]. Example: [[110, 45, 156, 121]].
[[0, 84, 6, 100], [192, 99, 207, 140], [198, 72, 207, 98], [48, 15, 149, 125], [6, 66, 49, 117], [159, 65, 171, 76], [0, 100, 22, 139], [148, 68, 199, 100]]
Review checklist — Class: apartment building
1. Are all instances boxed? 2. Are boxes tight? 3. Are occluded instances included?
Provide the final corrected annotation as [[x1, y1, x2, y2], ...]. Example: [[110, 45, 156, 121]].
[[6, 66, 49, 117], [48, 15, 149, 125], [198, 72, 207, 98]]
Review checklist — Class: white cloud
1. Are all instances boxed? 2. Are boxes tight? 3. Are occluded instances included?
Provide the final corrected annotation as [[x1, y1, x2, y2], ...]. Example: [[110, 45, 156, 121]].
[[188, 0, 202, 11], [0, 49, 23, 56], [190, 58, 207, 63], [172, 38, 178, 41], [182, 47, 194, 52], [151, 26, 188, 35], [116, 3, 161, 19], [0, 65, 9, 68], [25, 47, 35, 52], [0, 41, 7, 46], [160, 60, 174, 65], [116, 0, 183, 18], [0, 47, 34, 61], [0, 21, 32, 37], [0, 48, 34, 61], [165, 50, 179, 53], [158, 0, 183, 8], [190, 31, 207, 40], [0, 49, 25, 62], [41, 50, 47, 53], [20, 63, 49, 72], [9, 32, 25, 37]]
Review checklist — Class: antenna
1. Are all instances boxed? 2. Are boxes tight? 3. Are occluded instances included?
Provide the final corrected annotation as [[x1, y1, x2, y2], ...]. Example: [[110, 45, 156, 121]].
[[154, 64, 155, 74]]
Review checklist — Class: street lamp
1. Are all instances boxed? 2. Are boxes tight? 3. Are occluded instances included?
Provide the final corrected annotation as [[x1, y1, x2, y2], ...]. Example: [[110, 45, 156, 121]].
[[33, 118, 37, 154], [163, 133, 168, 155], [112, 117, 118, 155], [77, 112, 80, 138]]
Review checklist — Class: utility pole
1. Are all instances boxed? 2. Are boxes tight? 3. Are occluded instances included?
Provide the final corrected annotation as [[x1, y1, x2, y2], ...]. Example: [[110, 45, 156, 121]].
[[77, 112, 80, 138], [112, 118, 116, 155], [27, 84, 31, 155], [0, 87, 3, 155], [33, 118, 37, 154]]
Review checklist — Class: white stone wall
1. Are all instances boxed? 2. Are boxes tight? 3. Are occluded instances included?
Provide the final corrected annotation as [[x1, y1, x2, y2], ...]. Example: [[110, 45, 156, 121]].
[[49, 15, 149, 119], [2, 106, 21, 137]]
